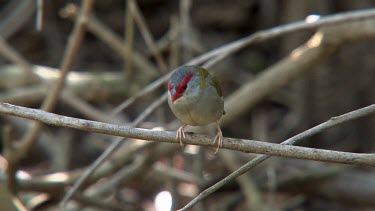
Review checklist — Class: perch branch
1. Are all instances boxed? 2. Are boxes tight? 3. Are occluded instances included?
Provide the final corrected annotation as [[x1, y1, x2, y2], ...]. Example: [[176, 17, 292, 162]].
[[0, 102, 374, 167]]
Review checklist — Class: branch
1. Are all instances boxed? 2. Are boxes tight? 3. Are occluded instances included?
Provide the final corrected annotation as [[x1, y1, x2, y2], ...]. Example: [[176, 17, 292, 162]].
[[112, 8, 375, 113], [1, 102, 374, 166]]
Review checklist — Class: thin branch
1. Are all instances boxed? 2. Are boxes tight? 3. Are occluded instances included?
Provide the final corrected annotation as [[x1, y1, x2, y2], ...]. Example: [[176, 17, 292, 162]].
[[1, 102, 375, 166], [60, 4, 159, 76], [36, 0, 43, 31], [178, 103, 375, 210], [2, 125, 16, 194], [220, 151, 265, 211], [0, 0, 35, 39], [0, 65, 131, 105], [0, 36, 34, 76], [131, 0, 168, 72], [61, 92, 121, 123], [186, 8, 375, 66], [112, 8, 375, 113], [180, 0, 193, 61], [124, 0, 135, 77]]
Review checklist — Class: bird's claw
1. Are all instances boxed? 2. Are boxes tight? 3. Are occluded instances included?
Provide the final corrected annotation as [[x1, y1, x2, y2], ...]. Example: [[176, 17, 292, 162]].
[[176, 124, 187, 146], [213, 122, 223, 154]]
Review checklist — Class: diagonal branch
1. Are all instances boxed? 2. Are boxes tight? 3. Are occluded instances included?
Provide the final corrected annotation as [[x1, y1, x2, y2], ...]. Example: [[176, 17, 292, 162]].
[[112, 8, 375, 113], [178, 102, 375, 210]]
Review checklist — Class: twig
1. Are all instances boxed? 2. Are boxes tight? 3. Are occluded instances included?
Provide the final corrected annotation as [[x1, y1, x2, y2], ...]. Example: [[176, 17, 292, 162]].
[[180, 0, 193, 61], [1, 102, 375, 166], [178, 104, 375, 210], [220, 151, 265, 211], [186, 8, 375, 66], [153, 163, 203, 184], [132, 93, 168, 124], [0, 0, 35, 39], [131, 0, 168, 72], [168, 16, 180, 68], [87, 154, 148, 197], [61, 92, 122, 123], [0, 65, 132, 105], [0, 36, 34, 77], [2, 125, 17, 194], [111, 75, 170, 114], [73, 194, 125, 211], [60, 4, 159, 76], [124, 0, 135, 77], [112, 8, 375, 113], [36, 0, 43, 31], [87, 142, 180, 198]]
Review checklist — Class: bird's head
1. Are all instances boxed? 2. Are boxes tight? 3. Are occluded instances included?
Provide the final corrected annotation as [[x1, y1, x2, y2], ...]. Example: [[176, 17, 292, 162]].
[[168, 67, 194, 103]]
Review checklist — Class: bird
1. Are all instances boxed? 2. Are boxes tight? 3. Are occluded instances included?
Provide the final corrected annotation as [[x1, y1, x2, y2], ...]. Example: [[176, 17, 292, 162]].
[[167, 65, 225, 152]]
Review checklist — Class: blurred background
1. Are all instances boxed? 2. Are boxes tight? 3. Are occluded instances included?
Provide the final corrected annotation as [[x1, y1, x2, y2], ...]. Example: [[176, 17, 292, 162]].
[[0, 0, 375, 210]]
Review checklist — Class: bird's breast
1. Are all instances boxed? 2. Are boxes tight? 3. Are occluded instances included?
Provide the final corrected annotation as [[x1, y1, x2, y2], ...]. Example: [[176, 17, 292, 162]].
[[168, 85, 224, 126]]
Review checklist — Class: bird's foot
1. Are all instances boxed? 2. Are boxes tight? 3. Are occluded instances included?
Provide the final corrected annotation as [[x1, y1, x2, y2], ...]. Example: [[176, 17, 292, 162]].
[[176, 124, 187, 146], [213, 121, 223, 153]]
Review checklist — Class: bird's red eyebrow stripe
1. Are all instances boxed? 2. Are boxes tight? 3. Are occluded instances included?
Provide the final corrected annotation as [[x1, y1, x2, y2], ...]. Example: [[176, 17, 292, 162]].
[[171, 73, 193, 102], [178, 73, 193, 91]]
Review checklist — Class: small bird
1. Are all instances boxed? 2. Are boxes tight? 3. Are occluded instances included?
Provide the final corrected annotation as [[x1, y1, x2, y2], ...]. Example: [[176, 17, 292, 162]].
[[167, 65, 225, 152]]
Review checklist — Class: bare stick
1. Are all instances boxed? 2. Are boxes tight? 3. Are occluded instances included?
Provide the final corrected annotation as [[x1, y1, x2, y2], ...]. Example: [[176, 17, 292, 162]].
[[178, 104, 375, 210], [0, 0, 35, 39], [1, 102, 375, 166], [124, 0, 135, 77], [2, 125, 16, 194], [112, 8, 375, 113], [0, 36, 34, 76], [131, 0, 168, 72], [60, 4, 159, 76], [36, 0, 43, 31], [111, 74, 171, 114]]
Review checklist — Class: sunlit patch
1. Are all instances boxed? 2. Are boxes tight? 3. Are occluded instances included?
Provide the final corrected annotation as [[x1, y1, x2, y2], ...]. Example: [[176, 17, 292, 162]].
[[43, 172, 69, 183], [305, 14, 320, 23], [178, 183, 198, 197], [12, 196, 28, 211], [184, 145, 200, 154], [154, 190, 172, 211], [27, 193, 50, 209], [307, 32, 323, 48], [34, 65, 88, 83], [290, 48, 303, 60], [151, 127, 165, 131], [16, 170, 31, 180]]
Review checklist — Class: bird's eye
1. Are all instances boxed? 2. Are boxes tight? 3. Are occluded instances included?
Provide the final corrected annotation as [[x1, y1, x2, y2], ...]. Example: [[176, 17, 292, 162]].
[[182, 84, 187, 90]]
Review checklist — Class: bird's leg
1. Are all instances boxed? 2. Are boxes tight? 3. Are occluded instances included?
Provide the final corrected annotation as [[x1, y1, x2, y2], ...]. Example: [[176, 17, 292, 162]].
[[213, 120, 223, 153], [176, 124, 188, 146]]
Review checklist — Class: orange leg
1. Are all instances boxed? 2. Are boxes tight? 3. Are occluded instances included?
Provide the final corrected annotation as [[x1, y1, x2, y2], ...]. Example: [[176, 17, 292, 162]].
[[213, 120, 223, 153], [176, 124, 188, 146]]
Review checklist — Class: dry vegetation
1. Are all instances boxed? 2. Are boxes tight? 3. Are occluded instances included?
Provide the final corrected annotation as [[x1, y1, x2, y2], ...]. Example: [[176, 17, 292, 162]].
[[0, 0, 375, 210]]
